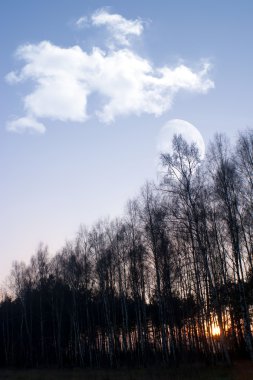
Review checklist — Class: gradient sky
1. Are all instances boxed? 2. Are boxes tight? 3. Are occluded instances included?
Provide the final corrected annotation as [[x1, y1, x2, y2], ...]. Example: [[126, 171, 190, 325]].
[[1, 0, 253, 282]]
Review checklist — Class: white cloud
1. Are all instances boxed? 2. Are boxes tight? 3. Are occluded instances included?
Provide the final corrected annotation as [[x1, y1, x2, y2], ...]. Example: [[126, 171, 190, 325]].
[[6, 10, 214, 133], [75, 16, 88, 29], [6, 116, 46, 134], [7, 42, 90, 126], [91, 8, 144, 47]]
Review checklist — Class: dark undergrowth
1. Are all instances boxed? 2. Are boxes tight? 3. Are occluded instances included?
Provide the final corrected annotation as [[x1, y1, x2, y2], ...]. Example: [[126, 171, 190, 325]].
[[1, 361, 253, 380]]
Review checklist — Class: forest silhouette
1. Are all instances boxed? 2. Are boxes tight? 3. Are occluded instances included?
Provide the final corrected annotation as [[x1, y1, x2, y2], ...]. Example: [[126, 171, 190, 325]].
[[0, 129, 253, 369]]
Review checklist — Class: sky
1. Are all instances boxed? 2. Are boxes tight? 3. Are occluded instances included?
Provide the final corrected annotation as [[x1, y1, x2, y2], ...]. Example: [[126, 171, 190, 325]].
[[1, 0, 253, 282]]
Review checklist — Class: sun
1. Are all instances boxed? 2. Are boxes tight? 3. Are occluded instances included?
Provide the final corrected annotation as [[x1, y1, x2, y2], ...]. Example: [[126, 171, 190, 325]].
[[212, 325, 221, 337]]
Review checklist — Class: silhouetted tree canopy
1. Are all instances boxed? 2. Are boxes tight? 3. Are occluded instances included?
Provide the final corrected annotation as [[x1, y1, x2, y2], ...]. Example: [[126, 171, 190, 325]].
[[0, 129, 253, 368]]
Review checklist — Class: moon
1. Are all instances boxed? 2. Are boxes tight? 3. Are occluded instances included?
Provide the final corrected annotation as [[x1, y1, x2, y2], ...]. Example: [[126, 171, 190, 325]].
[[157, 119, 206, 160]]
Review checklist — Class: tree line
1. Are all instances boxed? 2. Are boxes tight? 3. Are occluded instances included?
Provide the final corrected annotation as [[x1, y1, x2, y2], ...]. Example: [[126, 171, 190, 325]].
[[0, 129, 252, 368]]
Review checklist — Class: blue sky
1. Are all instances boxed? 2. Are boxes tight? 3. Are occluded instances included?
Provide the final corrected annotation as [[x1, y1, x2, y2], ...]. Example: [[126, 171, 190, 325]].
[[1, 0, 253, 281]]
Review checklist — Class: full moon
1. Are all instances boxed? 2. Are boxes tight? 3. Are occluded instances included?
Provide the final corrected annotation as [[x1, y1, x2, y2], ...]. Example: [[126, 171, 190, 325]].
[[157, 119, 206, 159]]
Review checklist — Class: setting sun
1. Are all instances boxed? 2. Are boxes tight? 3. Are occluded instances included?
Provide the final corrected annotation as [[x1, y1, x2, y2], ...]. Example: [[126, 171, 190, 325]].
[[212, 325, 221, 336]]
